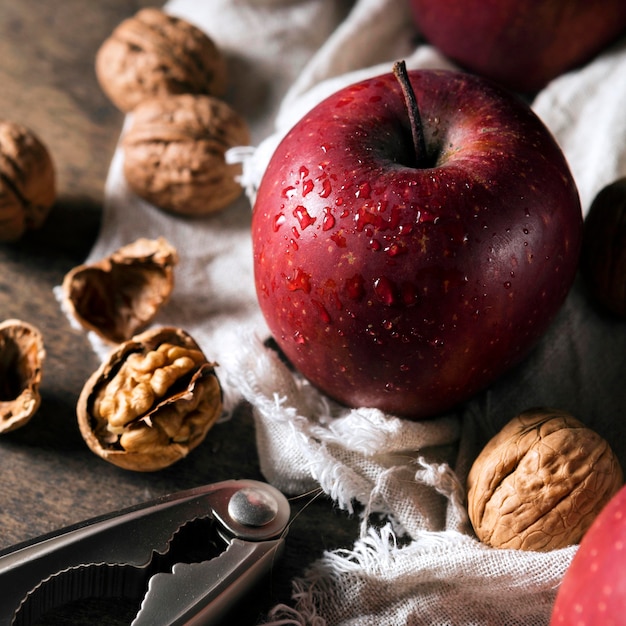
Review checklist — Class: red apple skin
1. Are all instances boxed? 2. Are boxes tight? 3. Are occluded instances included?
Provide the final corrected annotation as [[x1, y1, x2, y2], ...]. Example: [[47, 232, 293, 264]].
[[409, 0, 626, 93], [251, 69, 582, 419], [550, 484, 626, 625]]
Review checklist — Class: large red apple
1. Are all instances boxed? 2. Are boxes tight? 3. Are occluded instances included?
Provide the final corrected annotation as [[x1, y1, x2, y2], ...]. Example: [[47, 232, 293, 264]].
[[409, 0, 626, 93], [550, 483, 626, 624], [251, 66, 582, 419]]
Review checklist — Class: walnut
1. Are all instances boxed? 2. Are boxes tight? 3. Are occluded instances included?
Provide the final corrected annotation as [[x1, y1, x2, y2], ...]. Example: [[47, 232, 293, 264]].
[[0, 319, 45, 433], [466, 408, 623, 551], [61, 237, 178, 344], [77, 326, 222, 471], [580, 177, 626, 317], [122, 93, 250, 216], [0, 120, 56, 242], [95, 7, 227, 113]]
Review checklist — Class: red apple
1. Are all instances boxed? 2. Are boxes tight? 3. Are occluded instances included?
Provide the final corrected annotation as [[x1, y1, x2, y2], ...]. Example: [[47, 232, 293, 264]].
[[550, 483, 626, 625], [251, 66, 582, 419], [409, 0, 626, 93]]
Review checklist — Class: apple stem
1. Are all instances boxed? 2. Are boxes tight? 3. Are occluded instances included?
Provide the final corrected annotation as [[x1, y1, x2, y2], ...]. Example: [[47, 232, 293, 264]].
[[393, 60, 429, 168]]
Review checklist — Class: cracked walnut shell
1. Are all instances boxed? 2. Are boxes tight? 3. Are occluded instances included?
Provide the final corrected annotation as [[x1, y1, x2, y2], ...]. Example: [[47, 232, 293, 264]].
[[122, 94, 250, 215], [0, 319, 45, 433], [77, 326, 222, 471], [467, 408, 623, 551], [95, 7, 227, 113], [61, 237, 178, 344], [0, 120, 56, 242]]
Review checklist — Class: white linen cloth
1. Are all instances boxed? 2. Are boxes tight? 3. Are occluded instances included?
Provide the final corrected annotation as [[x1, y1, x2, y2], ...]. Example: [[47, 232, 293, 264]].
[[73, 0, 626, 623]]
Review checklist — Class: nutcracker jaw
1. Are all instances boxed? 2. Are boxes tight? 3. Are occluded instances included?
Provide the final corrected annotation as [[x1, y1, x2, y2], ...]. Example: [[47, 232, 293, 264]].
[[0, 479, 290, 626]]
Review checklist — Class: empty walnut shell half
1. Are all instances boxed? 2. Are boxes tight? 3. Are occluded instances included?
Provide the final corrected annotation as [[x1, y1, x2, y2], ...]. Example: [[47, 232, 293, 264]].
[[467, 408, 623, 551], [0, 120, 56, 242], [122, 93, 250, 215], [77, 326, 222, 471], [0, 319, 46, 433], [580, 177, 626, 318], [61, 237, 178, 345], [95, 7, 227, 113]]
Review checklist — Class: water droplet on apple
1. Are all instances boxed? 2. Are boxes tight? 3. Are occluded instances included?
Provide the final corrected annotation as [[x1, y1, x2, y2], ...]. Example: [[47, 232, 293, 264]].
[[299, 165, 309, 179], [322, 207, 335, 231], [369, 239, 382, 251], [400, 364, 410, 372], [356, 181, 371, 199], [313, 300, 331, 324], [319, 179, 332, 198], [330, 231, 347, 247], [286, 268, 311, 293], [503, 281, 512, 289], [373, 277, 396, 305], [293, 330, 306, 344], [385, 242, 407, 257], [302, 179, 314, 196], [293, 205, 316, 229], [273, 213, 286, 232]]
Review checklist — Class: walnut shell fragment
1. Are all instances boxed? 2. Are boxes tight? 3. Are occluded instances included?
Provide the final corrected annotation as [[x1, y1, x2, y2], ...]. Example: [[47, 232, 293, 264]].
[[0, 120, 56, 242], [467, 408, 623, 551], [580, 177, 626, 317], [0, 319, 45, 433], [122, 94, 250, 215], [61, 237, 178, 344], [95, 7, 227, 113], [77, 326, 222, 471]]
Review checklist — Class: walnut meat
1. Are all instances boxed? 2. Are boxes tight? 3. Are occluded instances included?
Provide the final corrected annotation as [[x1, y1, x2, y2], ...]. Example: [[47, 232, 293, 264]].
[[122, 94, 250, 215], [580, 177, 626, 317], [95, 7, 227, 113], [0, 319, 45, 433], [61, 237, 178, 344], [77, 326, 222, 471], [467, 408, 623, 551], [0, 120, 56, 242]]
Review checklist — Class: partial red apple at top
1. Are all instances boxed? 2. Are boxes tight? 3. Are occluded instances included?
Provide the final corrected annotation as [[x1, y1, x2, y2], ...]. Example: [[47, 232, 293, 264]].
[[550, 483, 626, 625], [251, 67, 582, 419], [409, 0, 626, 93]]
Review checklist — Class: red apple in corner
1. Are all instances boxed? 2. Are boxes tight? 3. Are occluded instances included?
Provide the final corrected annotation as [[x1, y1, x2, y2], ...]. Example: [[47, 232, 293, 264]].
[[251, 65, 582, 419], [409, 0, 626, 93], [550, 484, 626, 625]]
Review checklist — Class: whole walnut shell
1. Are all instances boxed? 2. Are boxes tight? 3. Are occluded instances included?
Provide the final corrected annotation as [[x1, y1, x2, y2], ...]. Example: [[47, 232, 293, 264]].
[[95, 7, 227, 113], [580, 177, 626, 318], [122, 94, 250, 215], [466, 408, 623, 551], [0, 120, 56, 242], [61, 237, 178, 344], [77, 326, 222, 471], [0, 319, 46, 433]]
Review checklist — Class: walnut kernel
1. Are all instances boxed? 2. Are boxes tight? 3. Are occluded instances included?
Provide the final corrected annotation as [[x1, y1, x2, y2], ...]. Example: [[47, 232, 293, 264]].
[[466, 408, 623, 551], [0, 120, 56, 242], [0, 319, 45, 433], [95, 8, 227, 113], [61, 237, 178, 344], [77, 326, 222, 471], [580, 177, 626, 317], [122, 93, 250, 215]]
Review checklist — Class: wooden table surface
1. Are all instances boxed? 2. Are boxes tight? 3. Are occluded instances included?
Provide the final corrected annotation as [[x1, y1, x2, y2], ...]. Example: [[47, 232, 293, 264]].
[[0, 2, 358, 624]]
